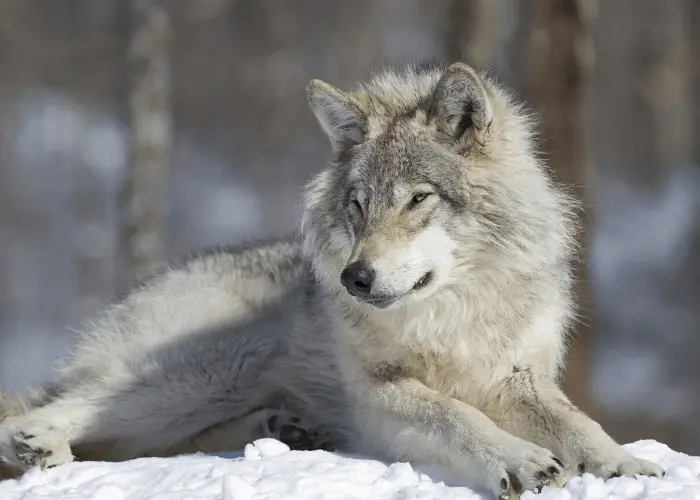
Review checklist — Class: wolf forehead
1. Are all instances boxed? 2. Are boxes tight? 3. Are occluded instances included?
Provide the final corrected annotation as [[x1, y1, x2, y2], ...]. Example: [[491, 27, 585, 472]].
[[354, 65, 445, 126], [326, 64, 461, 145], [310, 63, 493, 200]]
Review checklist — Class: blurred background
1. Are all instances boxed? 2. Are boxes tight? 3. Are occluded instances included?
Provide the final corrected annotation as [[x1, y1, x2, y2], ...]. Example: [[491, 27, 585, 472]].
[[0, 0, 698, 453]]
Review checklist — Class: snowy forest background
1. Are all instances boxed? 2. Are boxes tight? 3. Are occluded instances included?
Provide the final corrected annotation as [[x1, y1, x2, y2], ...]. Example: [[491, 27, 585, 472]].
[[0, 0, 698, 454]]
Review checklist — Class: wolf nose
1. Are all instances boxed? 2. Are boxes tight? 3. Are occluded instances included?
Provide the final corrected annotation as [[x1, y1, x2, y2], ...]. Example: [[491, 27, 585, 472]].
[[341, 261, 374, 297]]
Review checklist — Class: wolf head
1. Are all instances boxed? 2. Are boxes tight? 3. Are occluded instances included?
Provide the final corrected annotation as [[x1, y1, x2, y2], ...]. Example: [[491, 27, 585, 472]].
[[302, 62, 577, 311]]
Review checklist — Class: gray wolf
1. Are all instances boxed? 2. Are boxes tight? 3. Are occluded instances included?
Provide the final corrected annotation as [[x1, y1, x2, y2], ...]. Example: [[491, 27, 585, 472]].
[[0, 62, 662, 498]]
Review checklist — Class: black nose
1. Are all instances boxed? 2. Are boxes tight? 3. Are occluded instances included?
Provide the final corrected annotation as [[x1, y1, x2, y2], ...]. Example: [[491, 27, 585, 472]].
[[341, 261, 374, 297]]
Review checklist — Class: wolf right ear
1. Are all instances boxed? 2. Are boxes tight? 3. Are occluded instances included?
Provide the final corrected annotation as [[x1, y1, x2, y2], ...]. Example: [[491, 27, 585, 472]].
[[430, 63, 493, 141], [307, 80, 367, 152]]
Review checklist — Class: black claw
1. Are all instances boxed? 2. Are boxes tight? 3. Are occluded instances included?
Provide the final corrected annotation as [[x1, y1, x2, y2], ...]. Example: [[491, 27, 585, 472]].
[[547, 466, 560, 475], [500, 477, 508, 490], [608, 472, 620, 479], [553, 457, 565, 467], [537, 470, 548, 480], [578, 463, 585, 474], [508, 472, 523, 494]]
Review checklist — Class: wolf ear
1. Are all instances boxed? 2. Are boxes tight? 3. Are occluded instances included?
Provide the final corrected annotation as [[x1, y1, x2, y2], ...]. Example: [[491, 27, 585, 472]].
[[430, 63, 493, 140], [307, 80, 367, 151]]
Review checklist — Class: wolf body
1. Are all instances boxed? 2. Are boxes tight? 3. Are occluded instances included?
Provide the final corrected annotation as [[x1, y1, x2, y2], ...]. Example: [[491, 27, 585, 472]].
[[0, 62, 662, 498]]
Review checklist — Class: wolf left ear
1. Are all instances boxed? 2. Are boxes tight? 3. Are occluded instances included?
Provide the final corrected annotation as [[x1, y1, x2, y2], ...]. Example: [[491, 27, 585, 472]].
[[307, 80, 367, 152], [430, 63, 494, 140]]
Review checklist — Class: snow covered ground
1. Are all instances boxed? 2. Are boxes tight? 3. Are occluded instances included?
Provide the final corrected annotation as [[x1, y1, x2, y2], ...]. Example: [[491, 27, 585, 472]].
[[1, 439, 698, 500]]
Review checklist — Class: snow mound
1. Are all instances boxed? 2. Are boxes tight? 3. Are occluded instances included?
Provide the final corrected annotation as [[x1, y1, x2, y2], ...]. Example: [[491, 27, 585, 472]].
[[1, 439, 698, 499]]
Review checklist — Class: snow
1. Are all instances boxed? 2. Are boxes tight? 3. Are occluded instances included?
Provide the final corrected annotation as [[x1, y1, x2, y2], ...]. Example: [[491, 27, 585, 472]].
[[1, 439, 698, 500]]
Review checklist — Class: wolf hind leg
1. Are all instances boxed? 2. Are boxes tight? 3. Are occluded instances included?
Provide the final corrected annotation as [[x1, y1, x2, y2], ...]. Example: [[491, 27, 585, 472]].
[[163, 407, 337, 457], [0, 315, 287, 470]]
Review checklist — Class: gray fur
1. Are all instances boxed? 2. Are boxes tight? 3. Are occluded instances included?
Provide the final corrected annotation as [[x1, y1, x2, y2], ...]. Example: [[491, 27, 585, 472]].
[[0, 62, 662, 497]]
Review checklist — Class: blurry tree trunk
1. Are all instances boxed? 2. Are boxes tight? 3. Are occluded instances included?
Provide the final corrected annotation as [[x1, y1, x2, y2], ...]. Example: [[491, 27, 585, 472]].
[[526, 0, 598, 414], [580, 0, 694, 452], [691, 0, 700, 311], [120, 1, 172, 288], [445, 0, 501, 68], [591, 0, 692, 190], [693, 0, 700, 168]]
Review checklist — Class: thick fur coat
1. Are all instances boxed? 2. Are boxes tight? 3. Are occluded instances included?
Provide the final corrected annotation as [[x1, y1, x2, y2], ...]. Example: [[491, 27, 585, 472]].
[[0, 62, 662, 499]]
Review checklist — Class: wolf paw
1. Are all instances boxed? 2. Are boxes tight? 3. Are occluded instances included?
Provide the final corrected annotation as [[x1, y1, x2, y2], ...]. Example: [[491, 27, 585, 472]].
[[488, 437, 565, 499], [0, 418, 73, 470], [264, 410, 336, 452], [579, 450, 663, 480]]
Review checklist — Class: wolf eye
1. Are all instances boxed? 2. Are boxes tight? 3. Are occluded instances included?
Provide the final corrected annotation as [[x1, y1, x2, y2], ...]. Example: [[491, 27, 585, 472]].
[[348, 198, 363, 217], [410, 192, 432, 207]]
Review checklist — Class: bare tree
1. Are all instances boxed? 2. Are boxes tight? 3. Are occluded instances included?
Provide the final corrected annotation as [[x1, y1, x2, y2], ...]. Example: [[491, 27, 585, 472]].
[[688, 0, 700, 342], [526, 0, 598, 413], [120, 0, 172, 288], [692, 0, 700, 169]]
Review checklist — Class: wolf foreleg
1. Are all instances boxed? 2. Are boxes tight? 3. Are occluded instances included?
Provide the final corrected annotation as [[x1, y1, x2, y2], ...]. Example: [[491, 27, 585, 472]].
[[493, 370, 663, 480], [357, 378, 564, 499]]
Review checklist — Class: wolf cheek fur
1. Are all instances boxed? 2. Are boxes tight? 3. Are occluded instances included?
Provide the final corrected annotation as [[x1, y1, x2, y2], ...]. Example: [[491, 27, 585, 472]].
[[0, 62, 662, 497]]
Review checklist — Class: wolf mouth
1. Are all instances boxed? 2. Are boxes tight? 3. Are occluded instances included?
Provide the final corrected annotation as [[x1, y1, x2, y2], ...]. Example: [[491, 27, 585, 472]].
[[364, 296, 398, 309], [361, 272, 434, 309]]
